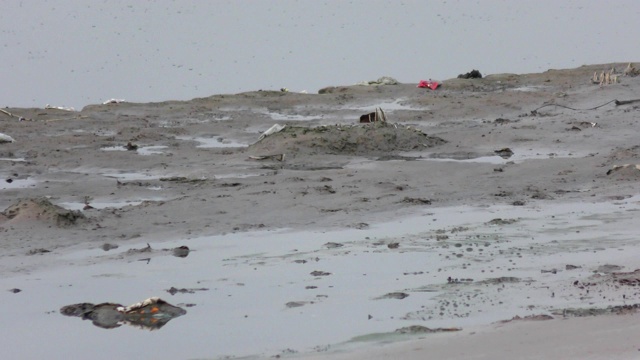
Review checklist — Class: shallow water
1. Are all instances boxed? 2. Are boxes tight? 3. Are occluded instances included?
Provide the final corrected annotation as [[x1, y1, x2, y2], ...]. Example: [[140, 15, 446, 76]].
[[175, 135, 247, 148], [420, 148, 592, 164], [101, 145, 169, 155], [58, 198, 165, 211], [0, 178, 38, 190], [347, 98, 428, 113], [1, 196, 639, 359]]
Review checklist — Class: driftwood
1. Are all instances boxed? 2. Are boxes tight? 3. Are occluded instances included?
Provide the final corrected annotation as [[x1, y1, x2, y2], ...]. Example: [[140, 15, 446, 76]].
[[615, 99, 640, 106], [0, 108, 31, 121], [531, 98, 640, 115]]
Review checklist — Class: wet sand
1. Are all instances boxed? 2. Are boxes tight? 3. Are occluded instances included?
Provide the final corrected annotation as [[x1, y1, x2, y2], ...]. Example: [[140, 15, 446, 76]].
[[1, 63, 640, 359]]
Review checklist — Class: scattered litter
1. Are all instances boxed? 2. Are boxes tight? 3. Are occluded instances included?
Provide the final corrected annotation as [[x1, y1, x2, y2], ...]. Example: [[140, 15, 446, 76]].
[[324, 242, 344, 249], [401, 197, 432, 205], [614, 99, 640, 106], [127, 243, 152, 254], [487, 218, 518, 225], [60, 297, 186, 330], [280, 88, 289, 92], [606, 164, 640, 176], [45, 104, 76, 111], [258, 124, 286, 141], [125, 142, 138, 151], [103, 99, 126, 104], [541, 268, 559, 274], [623, 63, 639, 77], [248, 154, 285, 161], [359, 108, 387, 123], [27, 248, 51, 255], [0, 108, 30, 121], [375, 292, 409, 300], [591, 68, 618, 86], [529, 98, 632, 115], [172, 245, 190, 258], [494, 148, 514, 159], [457, 69, 482, 79], [0, 133, 15, 143], [310, 270, 331, 277], [417, 79, 440, 90], [101, 243, 119, 251], [165, 286, 208, 295], [356, 76, 399, 86], [499, 314, 554, 323], [394, 325, 461, 334], [285, 301, 307, 308]]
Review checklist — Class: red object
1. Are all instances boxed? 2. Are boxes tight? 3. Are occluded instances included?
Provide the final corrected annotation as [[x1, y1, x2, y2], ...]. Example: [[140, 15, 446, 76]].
[[417, 79, 440, 90]]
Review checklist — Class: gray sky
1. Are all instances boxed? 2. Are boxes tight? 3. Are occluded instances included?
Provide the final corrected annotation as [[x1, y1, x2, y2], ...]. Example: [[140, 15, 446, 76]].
[[2, 0, 638, 109]]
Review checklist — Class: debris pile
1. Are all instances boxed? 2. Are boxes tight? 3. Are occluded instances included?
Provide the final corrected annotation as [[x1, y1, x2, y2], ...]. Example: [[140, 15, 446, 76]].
[[355, 76, 399, 86], [457, 69, 482, 79], [359, 107, 387, 123], [60, 297, 187, 330]]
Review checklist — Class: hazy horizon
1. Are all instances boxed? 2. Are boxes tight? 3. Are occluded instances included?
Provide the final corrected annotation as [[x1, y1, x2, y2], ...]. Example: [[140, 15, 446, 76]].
[[2, 0, 639, 109]]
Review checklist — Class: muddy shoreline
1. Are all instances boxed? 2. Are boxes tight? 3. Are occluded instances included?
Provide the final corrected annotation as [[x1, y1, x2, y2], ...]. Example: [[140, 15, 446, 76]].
[[1, 63, 640, 359]]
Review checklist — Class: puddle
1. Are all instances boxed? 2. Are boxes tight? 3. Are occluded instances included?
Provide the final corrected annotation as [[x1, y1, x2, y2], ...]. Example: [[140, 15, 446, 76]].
[[137, 146, 168, 155], [0, 178, 38, 190], [175, 135, 247, 148], [215, 173, 265, 179], [421, 148, 590, 164], [58, 198, 164, 211], [258, 109, 320, 121], [2, 197, 640, 359], [101, 145, 168, 155], [348, 98, 429, 113], [509, 85, 549, 92], [101, 172, 165, 181]]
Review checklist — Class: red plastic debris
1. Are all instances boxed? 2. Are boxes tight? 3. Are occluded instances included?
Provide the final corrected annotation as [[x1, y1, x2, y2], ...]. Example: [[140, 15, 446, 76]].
[[417, 80, 440, 90]]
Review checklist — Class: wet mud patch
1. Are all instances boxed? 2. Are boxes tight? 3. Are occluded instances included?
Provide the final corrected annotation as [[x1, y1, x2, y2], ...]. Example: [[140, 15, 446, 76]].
[[552, 304, 640, 317], [348, 325, 461, 343], [248, 123, 446, 158]]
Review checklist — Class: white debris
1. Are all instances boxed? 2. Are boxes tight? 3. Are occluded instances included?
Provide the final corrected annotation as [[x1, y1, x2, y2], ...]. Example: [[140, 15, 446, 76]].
[[0, 133, 15, 143], [117, 296, 161, 313], [103, 98, 126, 104], [45, 104, 76, 111], [356, 76, 399, 86], [258, 124, 286, 141]]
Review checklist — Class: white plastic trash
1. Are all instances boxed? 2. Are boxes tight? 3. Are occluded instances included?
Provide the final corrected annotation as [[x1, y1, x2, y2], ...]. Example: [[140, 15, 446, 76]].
[[0, 133, 15, 143], [258, 124, 286, 141]]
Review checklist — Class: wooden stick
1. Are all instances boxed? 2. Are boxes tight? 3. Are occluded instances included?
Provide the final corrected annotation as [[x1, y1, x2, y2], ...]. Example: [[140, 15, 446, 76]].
[[0, 108, 31, 121], [615, 99, 640, 106]]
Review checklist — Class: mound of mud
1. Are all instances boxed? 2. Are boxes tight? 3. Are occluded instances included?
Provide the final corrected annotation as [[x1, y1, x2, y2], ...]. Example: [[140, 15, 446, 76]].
[[249, 123, 446, 157], [606, 164, 640, 180], [1, 198, 85, 227]]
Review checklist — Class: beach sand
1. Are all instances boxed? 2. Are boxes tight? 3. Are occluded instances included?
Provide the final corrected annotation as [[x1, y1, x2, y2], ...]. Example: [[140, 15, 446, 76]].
[[1, 63, 639, 359]]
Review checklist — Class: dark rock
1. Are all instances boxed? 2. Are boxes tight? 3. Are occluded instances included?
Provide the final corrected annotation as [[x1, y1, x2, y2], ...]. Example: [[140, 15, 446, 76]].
[[457, 69, 482, 79]]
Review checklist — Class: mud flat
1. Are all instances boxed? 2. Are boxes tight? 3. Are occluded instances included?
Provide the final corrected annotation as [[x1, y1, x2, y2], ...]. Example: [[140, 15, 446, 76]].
[[1, 63, 640, 359]]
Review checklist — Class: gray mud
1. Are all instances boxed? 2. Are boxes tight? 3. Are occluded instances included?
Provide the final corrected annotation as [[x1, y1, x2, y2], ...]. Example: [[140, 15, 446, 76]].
[[1, 63, 640, 359]]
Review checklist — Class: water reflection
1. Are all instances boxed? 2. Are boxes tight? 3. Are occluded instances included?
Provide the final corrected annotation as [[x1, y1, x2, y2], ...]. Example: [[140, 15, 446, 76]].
[[60, 297, 187, 330]]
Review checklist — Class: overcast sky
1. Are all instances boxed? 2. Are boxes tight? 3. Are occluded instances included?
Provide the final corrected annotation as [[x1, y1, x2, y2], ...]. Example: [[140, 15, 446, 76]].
[[2, 0, 638, 109]]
